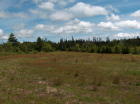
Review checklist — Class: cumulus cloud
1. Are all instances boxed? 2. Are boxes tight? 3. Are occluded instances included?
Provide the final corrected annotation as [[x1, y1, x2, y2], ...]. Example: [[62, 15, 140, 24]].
[[35, 24, 55, 32], [0, 29, 8, 39], [116, 20, 140, 29], [35, 24, 46, 30], [39, 2, 54, 10], [33, 0, 75, 6], [2, 0, 140, 40], [35, 19, 140, 36], [0, 29, 4, 35], [0, 29, 4, 38], [98, 20, 140, 30], [49, 2, 108, 21], [114, 32, 140, 38], [17, 29, 34, 38], [35, 19, 95, 34], [69, 2, 108, 17], [131, 10, 140, 18], [53, 19, 94, 34], [107, 14, 120, 21], [98, 22, 119, 30], [50, 11, 74, 21]]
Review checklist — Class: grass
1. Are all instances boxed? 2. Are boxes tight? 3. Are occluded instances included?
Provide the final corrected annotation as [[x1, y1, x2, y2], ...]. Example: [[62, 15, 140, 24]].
[[0, 52, 140, 104]]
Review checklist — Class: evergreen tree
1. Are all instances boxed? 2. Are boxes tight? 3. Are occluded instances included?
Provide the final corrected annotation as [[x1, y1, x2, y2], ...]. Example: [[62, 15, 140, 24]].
[[121, 46, 130, 54], [42, 43, 54, 52], [8, 33, 18, 43], [0, 34, 140, 54], [36, 37, 44, 52], [7, 33, 19, 48], [114, 46, 120, 53]]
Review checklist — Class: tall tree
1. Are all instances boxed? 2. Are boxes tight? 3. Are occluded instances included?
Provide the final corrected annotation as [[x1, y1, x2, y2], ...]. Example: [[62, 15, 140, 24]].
[[7, 33, 19, 47], [36, 37, 44, 52], [8, 33, 18, 43]]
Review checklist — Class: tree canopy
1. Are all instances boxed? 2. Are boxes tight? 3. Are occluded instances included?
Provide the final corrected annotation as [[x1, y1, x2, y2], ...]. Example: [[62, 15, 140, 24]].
[[0, 33, 140, 54]]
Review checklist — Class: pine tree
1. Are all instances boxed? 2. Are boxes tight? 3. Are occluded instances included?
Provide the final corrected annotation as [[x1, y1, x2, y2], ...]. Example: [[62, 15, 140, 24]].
[[8, 33, 19, 46], [8, 33, 18, 43], [36, 37, 44, 52]]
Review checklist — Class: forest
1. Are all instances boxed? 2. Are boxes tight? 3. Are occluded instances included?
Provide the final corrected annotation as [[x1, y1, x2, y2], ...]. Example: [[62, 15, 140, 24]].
[[0, 33, 140, 54]]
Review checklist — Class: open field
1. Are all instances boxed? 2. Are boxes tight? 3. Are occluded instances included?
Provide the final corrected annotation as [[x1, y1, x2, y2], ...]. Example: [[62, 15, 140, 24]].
[[0, 52, 140, 104]]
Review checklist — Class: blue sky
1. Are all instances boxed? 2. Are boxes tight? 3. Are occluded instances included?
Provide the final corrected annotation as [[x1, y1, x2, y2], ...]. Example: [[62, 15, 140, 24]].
[[0, 0, 140, 42]]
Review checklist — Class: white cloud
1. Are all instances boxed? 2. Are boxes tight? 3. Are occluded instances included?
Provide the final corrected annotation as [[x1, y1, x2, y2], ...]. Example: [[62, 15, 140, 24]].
[[53, 19, 94, 34], [17, 29, 34, 37], [35, 19, 140, 36], [0, 11, 29, 19], [131, 10, 140, 18], [0, 29, 4, 36], [116, 20, 140, 29], [107, 14, 120, 21], [0, 29, 8, 40], [35, 24, 46, 30], [1, 35, 9, 40], [49, 2, 108, 21], [35, 24, 55, 32], [114, 32, 140, 38], [69, 2, 108, 17], [33, 0, 75, 6], [50, 11, 74, 21], [39, 2, 54, 10], [98, 22, 119, 30], [35, 19, 95, 34], [98, 20, 140, 30]]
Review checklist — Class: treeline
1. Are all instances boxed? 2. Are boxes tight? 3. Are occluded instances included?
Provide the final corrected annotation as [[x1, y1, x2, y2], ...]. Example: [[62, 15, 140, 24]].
[[0, 33, 140, 54]]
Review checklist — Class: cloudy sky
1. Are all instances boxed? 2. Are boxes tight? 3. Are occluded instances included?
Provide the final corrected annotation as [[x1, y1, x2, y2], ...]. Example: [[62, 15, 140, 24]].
[[0, 0, 140, 42]]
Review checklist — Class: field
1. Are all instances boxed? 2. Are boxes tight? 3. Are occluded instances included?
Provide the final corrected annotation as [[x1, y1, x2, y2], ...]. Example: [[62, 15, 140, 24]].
[[0, 52, 140, 104]]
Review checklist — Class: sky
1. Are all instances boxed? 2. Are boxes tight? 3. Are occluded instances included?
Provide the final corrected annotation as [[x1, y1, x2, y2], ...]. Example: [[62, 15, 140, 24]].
[[0, 0, 140, 42]]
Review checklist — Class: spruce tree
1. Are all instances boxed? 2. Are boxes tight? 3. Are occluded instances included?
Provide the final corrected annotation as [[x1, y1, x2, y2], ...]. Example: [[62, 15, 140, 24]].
[[36, 37, 44, 52], [8, 33, 18, 43]]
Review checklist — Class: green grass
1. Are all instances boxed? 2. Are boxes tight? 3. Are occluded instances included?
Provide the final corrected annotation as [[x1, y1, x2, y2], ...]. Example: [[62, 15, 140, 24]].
[[0, 52, 140, 104]]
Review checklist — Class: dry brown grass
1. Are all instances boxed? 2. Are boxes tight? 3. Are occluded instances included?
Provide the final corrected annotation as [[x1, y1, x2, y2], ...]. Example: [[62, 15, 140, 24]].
[[0, 52, 140, 104]]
